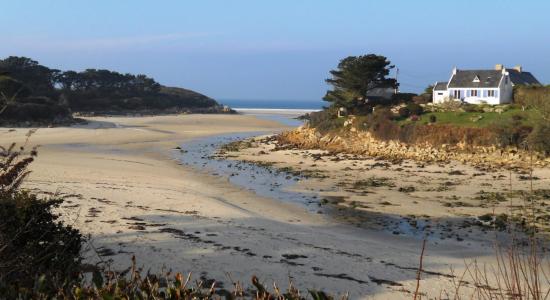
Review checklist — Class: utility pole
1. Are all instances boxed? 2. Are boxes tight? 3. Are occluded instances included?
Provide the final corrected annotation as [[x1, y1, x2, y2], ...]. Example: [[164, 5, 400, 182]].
[[394, 67, 399, 94]]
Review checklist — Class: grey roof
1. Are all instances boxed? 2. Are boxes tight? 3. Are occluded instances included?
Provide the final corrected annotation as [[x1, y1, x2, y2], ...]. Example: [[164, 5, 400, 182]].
[[447, 68, 541, 89], [448, 70, 502, 88], [434, 81, 448, 91], [507, 69, 540, 85]]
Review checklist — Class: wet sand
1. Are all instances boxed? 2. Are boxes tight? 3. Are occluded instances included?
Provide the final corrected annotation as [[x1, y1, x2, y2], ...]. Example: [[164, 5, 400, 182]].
[[223, 135, 550, 235]]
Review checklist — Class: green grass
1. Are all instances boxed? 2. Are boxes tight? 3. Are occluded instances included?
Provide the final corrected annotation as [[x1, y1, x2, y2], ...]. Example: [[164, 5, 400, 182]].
[[398, 108, 540, 128]]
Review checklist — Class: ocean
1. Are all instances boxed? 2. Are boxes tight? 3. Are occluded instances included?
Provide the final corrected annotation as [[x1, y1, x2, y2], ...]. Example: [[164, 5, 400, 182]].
[[218, 99, 323, 127], [219, 99, 325, 110]]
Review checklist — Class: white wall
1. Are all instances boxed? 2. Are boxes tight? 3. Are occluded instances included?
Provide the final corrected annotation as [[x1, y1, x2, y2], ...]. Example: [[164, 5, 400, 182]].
[[499, 72, 514, 104], [448, 88, 501, 105], [433, 90, 449, 103], [464, 95, 499, 105]]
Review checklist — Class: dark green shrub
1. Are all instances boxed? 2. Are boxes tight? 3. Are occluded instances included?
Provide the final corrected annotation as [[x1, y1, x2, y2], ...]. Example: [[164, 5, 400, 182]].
[[398, 106, 410, 118], [406, 103, 424, 115], [353, 104, 373, 115], [353, 115, 370, 131], [492, 118, 533, 149], [308, 108, 346, 133], [368, 108, 401, 141], [528, 123, 550, 155], [1, 102, 71, 122], [308, 108, 336, 127], [393, 93, 416, 103], [463, 104, 483, 113], [508, 103, 523, 110], [514, 85, 549, 109], [0, 75, 31, 100], [511, 114, 524, 122], [412, 95, 430, 104], [315, 117, 346, 133], [0, 139, 83, 297], [369, 107, 394, 124], [0, 192, 83, 296], [429, 115, 437, 123]]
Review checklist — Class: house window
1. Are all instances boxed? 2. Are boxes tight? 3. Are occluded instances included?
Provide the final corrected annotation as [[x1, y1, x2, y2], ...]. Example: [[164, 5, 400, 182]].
[[471, 90, 478, 97], [453, 90, 461, 99], [488, 90, 495, 97]]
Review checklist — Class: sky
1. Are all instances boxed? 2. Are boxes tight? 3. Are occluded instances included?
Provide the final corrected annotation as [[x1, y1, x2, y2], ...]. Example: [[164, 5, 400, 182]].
[[1, 0, 549, 102]]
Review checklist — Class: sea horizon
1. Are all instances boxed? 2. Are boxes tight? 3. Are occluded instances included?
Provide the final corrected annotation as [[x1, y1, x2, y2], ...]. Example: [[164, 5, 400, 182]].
[[219, 98, 325, 110]]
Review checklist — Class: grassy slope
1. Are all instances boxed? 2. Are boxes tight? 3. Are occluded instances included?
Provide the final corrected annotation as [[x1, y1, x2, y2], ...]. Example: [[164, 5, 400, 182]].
[[398, 108, 540, 128]]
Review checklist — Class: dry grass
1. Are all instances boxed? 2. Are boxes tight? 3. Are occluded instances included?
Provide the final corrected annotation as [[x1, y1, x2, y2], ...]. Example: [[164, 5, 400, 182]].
[[65, 255, 349, 300], [414, 155, 550, 300], [369, 120, 497, 148]]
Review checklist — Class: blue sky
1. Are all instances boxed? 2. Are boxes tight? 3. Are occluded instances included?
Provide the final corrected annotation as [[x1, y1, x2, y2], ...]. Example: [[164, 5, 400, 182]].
[[1, 0, 549, 101]]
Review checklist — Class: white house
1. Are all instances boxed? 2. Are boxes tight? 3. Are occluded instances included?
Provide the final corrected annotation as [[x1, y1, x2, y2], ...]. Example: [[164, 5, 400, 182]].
[[433, 64, 540, 105]]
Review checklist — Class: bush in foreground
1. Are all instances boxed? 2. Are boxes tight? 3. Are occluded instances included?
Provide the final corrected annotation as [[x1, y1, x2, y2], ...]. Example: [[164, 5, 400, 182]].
[[0, 135, 83, 298], [52, 257, 343, 300]]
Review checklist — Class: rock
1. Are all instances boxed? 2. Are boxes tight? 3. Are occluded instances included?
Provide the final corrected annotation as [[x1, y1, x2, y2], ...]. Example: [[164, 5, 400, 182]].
[[276, 126, 547, 169]]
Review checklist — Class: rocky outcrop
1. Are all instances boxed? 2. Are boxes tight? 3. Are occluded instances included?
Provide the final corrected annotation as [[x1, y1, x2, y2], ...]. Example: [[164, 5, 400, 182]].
[[277, 126, 550, 169]]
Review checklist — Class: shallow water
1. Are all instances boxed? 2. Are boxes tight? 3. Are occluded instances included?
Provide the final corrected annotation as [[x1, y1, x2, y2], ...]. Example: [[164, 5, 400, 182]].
[[176, 131, 321, 212], [238, 112, 304, 127], [235, 109, 307, 127], [175, 133, 446, 240], [176, 112, 322, 211], [174, 113, 452, 240]]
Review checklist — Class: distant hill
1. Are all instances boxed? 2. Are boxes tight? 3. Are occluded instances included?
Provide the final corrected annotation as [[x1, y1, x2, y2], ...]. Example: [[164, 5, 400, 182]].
[[0, 56, 229, 126], [157, 85, 219, 110]]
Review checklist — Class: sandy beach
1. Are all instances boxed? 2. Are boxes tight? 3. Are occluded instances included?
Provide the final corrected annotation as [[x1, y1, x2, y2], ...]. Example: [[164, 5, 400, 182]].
[[0, 114, 533, 299]]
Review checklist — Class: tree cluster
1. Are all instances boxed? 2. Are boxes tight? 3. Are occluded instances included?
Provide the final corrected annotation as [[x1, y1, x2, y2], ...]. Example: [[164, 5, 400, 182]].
[[323, 54, 397, 112], [514, 85, 550, 121], [0, 56, 220, 124]]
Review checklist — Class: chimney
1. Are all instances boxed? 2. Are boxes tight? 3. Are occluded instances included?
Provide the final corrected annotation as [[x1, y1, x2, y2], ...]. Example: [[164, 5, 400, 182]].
[[495, 64, 504, 71], [514, 65, 522, 72], [452, 67, 458, 75]]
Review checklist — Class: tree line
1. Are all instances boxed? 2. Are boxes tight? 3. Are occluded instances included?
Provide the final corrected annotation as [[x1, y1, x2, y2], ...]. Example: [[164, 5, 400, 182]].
[[0, 56, 221, 124]]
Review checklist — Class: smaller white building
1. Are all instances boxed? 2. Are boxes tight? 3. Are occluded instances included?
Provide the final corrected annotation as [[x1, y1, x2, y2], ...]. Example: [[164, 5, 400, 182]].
[[367, 87, 395, 99], [433, 64, 540, 105], [433, 82, 449, 103]]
